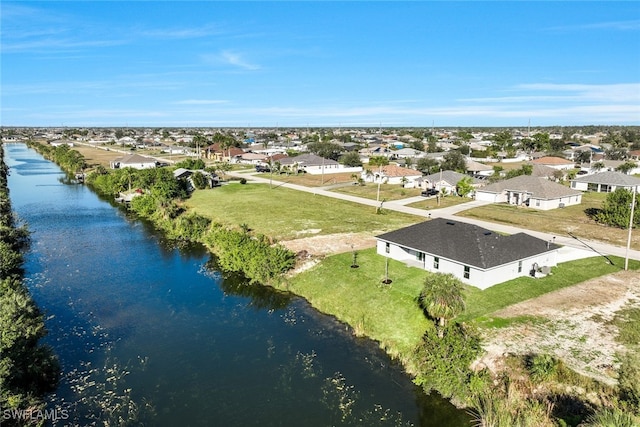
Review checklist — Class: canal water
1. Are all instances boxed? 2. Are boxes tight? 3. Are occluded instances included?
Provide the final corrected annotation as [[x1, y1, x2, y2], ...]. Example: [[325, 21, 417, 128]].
[[4, 143, 470, 426]]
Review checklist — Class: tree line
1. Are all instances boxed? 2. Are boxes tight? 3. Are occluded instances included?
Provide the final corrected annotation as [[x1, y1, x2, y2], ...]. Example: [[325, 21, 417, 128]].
[[0, 144, 60, 425]]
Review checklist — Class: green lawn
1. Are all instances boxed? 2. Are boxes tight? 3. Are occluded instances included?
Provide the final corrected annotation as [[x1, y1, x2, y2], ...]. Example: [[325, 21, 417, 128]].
[[284, 249, 430, 363], [284, 249, 640, 368], [184, 182, 422, 240]]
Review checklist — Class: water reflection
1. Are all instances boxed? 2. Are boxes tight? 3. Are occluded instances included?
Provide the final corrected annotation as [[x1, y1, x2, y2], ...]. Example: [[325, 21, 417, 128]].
[[205, 257, 293, 311]]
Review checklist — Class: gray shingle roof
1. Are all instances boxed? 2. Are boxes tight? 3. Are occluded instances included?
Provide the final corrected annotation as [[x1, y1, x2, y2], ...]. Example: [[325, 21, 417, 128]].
[[478, 175, 581, 199], [571, 171, 640, 186], [376, 218, 558, 269], [422, 170, 482, 186]]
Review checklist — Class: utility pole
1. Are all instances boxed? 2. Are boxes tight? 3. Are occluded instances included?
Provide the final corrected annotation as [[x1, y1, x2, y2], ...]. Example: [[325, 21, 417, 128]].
[[625, 186, 636, 270]]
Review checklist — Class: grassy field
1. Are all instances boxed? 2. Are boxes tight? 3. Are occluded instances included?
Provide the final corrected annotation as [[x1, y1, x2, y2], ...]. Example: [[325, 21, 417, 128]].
[[183, 182, 422, 240], [255, 171, 356, 187], [332, 183, 423, 201], [456, 192, 640, 250], [284, 248, 640, 369]]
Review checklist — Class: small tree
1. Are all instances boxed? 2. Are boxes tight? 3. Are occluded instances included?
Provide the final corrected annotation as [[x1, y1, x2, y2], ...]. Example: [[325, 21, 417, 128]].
[[616, 161, 637, 175], [418, 273, 466, 338], [596, 188, 640, 228], [456, 176, 474, 197]]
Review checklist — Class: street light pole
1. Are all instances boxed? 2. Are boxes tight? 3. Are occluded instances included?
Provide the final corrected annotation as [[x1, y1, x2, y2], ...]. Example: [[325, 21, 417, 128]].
[[625, 186, 636, 270]]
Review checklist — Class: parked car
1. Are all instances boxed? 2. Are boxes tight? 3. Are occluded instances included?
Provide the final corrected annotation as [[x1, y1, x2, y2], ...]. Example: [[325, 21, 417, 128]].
[[255, 165, 270, 173], [420, 188, 439, 197]]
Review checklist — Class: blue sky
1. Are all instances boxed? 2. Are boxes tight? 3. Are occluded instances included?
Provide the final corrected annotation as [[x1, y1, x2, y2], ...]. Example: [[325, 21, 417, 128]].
[[2, 1, 639, 128]]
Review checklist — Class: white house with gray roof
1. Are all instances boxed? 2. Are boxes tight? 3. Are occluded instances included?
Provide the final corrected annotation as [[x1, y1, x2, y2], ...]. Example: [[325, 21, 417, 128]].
[[376, 218, 559, 289], [475, 175, 582, 210], [420, 170, 484, 195], [570, 171, 640, 193]]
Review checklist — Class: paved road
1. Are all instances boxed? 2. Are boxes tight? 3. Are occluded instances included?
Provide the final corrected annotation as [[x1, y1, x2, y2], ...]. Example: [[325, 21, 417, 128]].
[[229, 170, 640, 262]]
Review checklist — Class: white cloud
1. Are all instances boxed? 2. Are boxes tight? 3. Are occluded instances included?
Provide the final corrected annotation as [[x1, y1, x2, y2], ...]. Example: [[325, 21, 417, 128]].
[[546, 19, 640, 32], [141, 24, 225, 39], [174, 99, 229, 105], [202, 50, 261, 71]]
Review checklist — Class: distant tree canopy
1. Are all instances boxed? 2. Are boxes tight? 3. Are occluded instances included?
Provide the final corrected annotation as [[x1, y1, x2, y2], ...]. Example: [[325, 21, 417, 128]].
[[416, 157, 439, 175], [306, 140, 342, 160], [440, 151, 467, 173], [339, 151, 362, 167], [175, 158, 205, 170], [368, 156, 390, 167], [505, 164, 533, 179]]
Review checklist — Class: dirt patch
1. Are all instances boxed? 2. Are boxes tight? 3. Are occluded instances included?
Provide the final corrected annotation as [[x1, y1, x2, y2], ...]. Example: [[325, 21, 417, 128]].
[[478, 269, 640, 385], [280, 232, 377, 257]]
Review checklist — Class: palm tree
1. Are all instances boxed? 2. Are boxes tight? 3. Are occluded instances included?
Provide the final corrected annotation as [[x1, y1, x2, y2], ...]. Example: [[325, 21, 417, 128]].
[[592, 161, 606, 172], [418, 273, 466, 338]]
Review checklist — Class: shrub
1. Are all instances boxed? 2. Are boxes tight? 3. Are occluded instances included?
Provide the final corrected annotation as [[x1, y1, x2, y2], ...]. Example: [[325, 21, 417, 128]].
[[582, 407, 640, 427], [413, 323, 482, 401], [618, 352, 640, 411], [527, 353, 558, 383], [203, 228, 295, 284]]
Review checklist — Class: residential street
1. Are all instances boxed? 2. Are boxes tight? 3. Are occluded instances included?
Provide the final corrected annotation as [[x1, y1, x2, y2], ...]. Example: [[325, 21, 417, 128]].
[[230, 170, 640, 262]]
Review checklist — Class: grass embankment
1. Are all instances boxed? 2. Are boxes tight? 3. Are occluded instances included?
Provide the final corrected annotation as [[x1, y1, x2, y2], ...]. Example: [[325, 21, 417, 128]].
[[283, 248, 640, 373], [457, 192, 640, 250], [284, 250, 430, 364], [184, 182, 422, 240]]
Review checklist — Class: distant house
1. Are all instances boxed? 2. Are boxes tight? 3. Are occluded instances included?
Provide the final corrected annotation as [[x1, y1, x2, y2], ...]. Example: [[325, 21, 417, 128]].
[[570, 171, 640, 193], [240, 152, 268, 164], [279, 153, 361, 175], [203, 143, 245, 162], [173, 168, 218, 190], [391, 147, 426, 160], [110, 153, 156, 170], [376, 218, 559, 289], [465, 159, 493, 177], [531, 156, 575, 170], [361, 165, 423, 187], [49, 139, 75, 147], [475, 175, 582, 210], [420, 170, 483, 195]]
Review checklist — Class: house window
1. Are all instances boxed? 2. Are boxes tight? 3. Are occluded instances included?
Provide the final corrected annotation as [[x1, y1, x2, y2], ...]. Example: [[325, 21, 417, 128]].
[[518, 260, 522, 273], [433, 257, 439, 270], [385, 242, 390, 254], [587, 183, 598, 192], [463, 265, 470, 279], [536, 200, 540, 207], [416, 252, 424, 262]]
